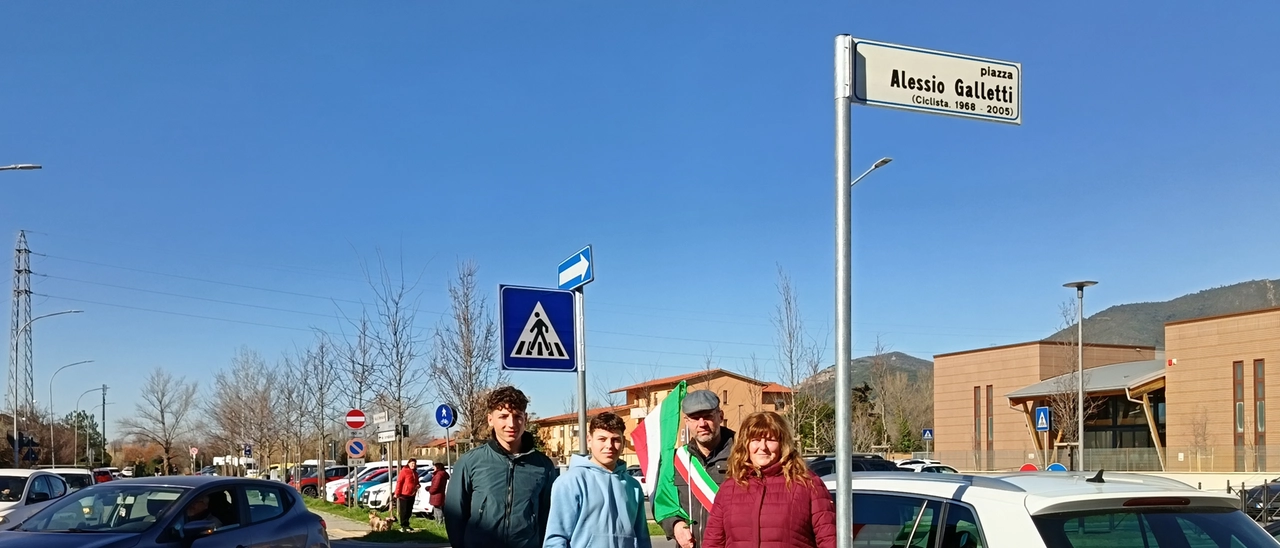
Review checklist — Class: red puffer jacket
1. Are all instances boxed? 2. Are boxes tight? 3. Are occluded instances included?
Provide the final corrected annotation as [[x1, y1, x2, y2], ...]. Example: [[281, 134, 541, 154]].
[[703, 462, 836, 548]]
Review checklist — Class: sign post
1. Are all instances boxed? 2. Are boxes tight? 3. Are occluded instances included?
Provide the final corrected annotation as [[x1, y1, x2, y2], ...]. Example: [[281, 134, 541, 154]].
[[1035, 406, 1051, 467], [834, 34, 1021, 548], [558, 245, 594, 455], [436, 404, 457, 465]]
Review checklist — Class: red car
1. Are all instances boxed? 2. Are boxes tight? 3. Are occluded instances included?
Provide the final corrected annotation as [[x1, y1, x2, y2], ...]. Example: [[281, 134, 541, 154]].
[[91, 468, 113, 483], [291, 465, 350, 497]]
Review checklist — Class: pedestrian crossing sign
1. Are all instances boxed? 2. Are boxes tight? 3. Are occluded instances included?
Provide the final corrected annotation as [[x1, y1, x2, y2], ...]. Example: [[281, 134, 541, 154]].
[[500, 285, 576, 372], [1035, 406, 1051, 432]]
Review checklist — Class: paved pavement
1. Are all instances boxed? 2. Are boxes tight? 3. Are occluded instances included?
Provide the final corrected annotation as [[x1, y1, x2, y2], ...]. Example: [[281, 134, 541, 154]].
[[316, 508, 677, 548]]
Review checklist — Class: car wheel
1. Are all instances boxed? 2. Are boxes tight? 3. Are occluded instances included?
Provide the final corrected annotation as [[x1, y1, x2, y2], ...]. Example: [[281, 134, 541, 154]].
[[301, 485, 318, 497]]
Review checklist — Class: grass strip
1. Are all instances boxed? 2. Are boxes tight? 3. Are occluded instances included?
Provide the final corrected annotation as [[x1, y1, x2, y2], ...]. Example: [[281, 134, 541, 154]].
[[303, 497, 449, 543]]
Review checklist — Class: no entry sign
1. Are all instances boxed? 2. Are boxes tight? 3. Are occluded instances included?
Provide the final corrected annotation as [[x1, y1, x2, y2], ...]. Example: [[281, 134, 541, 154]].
[[345, 409, 367, 429]]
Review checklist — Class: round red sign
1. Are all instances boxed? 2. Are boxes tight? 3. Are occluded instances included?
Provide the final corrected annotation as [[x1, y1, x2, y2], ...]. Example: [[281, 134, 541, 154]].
[[1019, 463, 1039, 472], [345, 409, 367, 429]]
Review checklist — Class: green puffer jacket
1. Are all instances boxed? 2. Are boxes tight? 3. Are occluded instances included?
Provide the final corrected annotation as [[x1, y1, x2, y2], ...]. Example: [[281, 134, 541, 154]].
[[443, 432, 558, 548]]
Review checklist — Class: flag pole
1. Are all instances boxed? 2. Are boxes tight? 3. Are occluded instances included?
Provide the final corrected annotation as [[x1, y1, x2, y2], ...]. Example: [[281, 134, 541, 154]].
[[682, 426, 692, 532]]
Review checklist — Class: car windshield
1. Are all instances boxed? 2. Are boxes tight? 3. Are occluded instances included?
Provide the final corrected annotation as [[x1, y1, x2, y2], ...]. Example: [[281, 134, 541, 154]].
[[1033, 507, 1275, 547], [0, 476, 30, 502], [57, 473, 95, 491], [20, 485, 186, 533]]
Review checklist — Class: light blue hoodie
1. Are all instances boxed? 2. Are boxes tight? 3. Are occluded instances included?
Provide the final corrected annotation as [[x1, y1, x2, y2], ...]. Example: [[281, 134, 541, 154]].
[[544, 454, 652, 548]]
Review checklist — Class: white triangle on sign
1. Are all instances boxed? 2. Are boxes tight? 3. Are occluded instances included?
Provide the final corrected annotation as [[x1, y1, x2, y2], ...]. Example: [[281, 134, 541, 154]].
[[510, 302, 569, 359], [1037, 413, 1048, 430]]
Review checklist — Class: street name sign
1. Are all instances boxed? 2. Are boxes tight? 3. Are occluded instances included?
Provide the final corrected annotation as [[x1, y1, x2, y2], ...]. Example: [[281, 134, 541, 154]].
[[557, 245, 594, 291], [1034, 406, 1051, 432], [500, 285, 576, 372], [372, 411, 389, 424], [852, 38, 1021, 125], [345, 409, 367, 430], [376, 430, 396, 443], [436, 404, 457, 429]]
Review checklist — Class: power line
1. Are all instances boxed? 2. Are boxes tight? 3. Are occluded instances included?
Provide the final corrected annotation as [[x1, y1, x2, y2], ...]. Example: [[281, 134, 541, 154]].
[[34, 293, 318, 333], [40, 274, 341, 319]]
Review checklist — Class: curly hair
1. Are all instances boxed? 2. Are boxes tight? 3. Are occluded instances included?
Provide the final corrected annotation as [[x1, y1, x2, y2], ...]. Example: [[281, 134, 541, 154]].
[[485, 386, 529, 413], [725, 411, 810, 487], [588, 412, 626, 435]]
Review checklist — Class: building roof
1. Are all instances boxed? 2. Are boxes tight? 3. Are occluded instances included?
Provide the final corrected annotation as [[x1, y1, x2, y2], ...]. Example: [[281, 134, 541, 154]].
[[761, 383, 792, 394], [414, 437, 457, 449], [934, 340, 1156, 359], [534, 405, 631, 425], [1005, 357, 1166, 402], [1164, 305, 1280, 326], [610, 368, 778, 394]]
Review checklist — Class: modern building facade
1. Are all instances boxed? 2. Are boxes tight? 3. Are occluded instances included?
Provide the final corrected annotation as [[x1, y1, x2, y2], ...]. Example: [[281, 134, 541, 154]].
[[933, 306, 1280, 472]]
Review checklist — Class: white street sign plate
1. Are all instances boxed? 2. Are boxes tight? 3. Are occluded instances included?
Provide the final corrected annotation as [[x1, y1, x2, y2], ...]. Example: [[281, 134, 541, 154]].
[[376, 430, 396, 443], [372, 411, 389, 424], [350, 458, 365, 466], [376, 421, 397, 433], [852, 38, 1021, 125]]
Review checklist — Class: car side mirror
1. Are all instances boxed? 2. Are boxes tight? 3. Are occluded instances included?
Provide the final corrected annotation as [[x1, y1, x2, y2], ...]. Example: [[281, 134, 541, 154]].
[[27, 492, 49, 504], [182, 518, 218, 539]]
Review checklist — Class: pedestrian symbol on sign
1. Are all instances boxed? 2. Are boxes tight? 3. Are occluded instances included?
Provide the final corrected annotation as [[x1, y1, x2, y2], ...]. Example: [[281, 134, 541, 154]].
[[511, 302, 567, 359]]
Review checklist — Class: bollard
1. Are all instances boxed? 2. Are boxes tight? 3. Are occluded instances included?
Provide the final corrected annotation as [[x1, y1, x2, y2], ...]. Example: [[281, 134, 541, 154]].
[[1198, 482, 1202, 490]]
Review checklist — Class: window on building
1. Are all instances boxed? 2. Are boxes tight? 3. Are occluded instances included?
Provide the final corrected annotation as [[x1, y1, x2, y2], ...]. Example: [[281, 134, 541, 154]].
[[722, 390, 728, 404], [1256, 359, 1266, 471], [973, 387, 981, 453], [1235, 361, 1246, 472]]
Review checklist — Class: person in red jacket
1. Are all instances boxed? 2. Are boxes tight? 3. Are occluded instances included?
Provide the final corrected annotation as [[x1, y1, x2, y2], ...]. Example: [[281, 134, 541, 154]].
[[427, 461, 449, 524], [393, 458, 422, 532], [702, 411, 835, 548]]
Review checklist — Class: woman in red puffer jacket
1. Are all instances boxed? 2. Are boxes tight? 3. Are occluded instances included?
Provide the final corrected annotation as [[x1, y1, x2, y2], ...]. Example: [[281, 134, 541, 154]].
[[703, 411, 835, 548]]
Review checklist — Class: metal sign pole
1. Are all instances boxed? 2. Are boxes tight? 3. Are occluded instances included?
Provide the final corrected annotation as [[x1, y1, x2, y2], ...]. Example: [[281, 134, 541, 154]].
[[576, 287, 588, 455], [834, 34, 855, 548]]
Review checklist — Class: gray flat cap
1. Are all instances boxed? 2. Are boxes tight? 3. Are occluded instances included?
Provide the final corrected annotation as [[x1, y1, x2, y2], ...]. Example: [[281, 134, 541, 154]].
[[682, 390, 720, 415]]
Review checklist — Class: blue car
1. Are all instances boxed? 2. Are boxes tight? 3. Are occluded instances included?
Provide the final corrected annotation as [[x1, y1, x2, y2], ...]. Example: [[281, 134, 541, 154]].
[[354, 471, 389, 506], [0, 475, 329, 547]]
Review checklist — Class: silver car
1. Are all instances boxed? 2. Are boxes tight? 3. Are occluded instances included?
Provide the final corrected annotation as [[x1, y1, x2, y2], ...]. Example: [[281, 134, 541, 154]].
[[0, 476, 329, 547]]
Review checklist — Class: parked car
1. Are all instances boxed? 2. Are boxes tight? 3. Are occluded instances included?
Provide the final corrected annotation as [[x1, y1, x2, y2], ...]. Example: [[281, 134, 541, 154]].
[[197, 466, 218, 476], [291, 466, 349, 498], [43, 469, 95, 493], [823, 470, 1274, 547], [0, 475, 330, 547], [330, 467, 387, 505], [806, 453, 902, 476], [90, 469, 113, 484], [120, 467, 134, 478], [893, 458, 942, 467], [0, 469, 71, 529], [350, 471, 390, 507], [1263, 520, 1280, 541], [898, 463, 959, 474], [625, 465, 651, 497], [365, 467, 432, 512], [1243, 480, 1280, 518]]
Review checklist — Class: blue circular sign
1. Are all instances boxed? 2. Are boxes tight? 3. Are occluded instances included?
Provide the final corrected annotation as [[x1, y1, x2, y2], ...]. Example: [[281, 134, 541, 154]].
[[347, 439, 366, 458], [1046, 463, 1068, 472], [435, 404, 457, 429]]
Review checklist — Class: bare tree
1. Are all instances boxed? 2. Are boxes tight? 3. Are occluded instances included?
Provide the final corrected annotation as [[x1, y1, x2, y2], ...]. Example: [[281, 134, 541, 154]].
[[118, 368, 199, 475], [1047, 300, 1106, 464], [207, 347, 279, 476], [306, 333, 339, 493], [1189, 406, 1213, 471], [772, 266, 828, 452], [273, 353, 309, 486], [741, 354, 765, 413], [365, 253, 429, 466], [431, 260, 504, 444], [338, 311, 379, 415]]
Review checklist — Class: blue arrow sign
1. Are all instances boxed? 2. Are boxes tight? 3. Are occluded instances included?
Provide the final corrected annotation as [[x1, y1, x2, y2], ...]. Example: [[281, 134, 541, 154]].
[[1035, 406, 1051, 432], [921, 428, 934, 441], [435, 404, 457, 429], [557, 245, 594, 291], [500, 285, 576, 372], [243, 444, 252, 457]]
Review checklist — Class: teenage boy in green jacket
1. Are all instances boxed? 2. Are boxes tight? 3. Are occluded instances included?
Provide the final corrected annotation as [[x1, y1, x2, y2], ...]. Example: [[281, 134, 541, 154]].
[[444, 386, 558, 548]]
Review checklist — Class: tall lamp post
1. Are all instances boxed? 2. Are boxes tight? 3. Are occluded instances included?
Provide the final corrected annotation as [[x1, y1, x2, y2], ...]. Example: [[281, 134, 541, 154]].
[[74, 387, 100, 467], [1064, 281, 1097, 471], [10, 309, 83, 466], [0, 164, 42, 171], [48, 360, 94, 466]]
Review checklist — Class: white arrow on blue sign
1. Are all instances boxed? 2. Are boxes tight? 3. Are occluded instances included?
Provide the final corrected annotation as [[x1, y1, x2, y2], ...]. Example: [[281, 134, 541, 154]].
[[500, 285, 577, 372], [1035, 406, 1051, 432], [436, 404, 457, 429], [921, 428, 934, 441], [557, 245, 594, 291]]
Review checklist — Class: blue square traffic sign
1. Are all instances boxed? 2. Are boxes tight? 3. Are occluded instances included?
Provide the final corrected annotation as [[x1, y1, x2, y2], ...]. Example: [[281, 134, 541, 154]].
[[500, 285, 576, 372], [1035, 406, 1051, 432]]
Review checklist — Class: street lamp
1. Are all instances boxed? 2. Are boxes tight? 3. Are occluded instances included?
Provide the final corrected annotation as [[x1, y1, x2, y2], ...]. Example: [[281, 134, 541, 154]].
[[851, 157, 893, 187], [74, 387, 100, 467], [0, 164, 41, 171], [10, 309, 83, 466], [48, 360, 94, 466], [1064, 280, 1097, 471]]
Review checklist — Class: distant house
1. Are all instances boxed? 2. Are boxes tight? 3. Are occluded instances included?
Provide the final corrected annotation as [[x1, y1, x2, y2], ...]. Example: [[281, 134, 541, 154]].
[[534, 369, 791, 466], [412, 437, 460, 465]]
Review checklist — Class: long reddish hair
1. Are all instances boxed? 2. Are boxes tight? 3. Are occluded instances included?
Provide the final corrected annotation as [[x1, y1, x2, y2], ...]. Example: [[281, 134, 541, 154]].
[[726, 411, 810, 487]]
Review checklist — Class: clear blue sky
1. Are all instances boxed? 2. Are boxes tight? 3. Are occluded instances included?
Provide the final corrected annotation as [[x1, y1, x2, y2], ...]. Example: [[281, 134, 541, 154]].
[[4, 2, 1279, 438]]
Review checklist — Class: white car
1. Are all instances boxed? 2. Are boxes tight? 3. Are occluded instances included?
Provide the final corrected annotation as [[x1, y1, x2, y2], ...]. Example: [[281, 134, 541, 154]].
[[0, 469, 71, 529], [824, 471, 1274, 547], [42, 468, 95, 492], [897, 463, 959, 474], [364, 467, 432, 512]]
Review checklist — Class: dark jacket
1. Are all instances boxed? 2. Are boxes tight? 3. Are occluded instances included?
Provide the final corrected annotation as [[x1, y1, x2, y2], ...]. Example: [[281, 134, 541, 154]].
[[702, 463, 836, 548], [443, 432, 558, 548], [658, 426, 735, 544], [395, 465, 420, 497], [428, 468, 450, 508]]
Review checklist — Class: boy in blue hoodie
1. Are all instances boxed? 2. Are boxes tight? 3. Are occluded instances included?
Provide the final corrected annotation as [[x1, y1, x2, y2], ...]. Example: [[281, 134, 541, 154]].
[[544, 412, 651, 548]]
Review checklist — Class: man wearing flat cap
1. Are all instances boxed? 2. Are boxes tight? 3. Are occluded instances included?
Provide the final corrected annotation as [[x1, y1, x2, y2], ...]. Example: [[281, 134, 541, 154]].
[[660, 389, 735, 548]]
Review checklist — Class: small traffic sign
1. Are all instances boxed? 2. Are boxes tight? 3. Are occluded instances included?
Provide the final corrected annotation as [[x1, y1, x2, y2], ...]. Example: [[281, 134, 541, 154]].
[[1035, 406, 1051, 432], [243, 444, 252, 457], [500, 285, 576, 372], [376, 430, 397, 443], [345, 409, 367, 430], [436, 404, 457, 429], [349, 458, 365, 467], [376, 421, 397, 434], [1019, 463, 1039, 472], [921, 428, 934, 441], [346, 439, 367, 459], [557, 245, 594, 291], [1046, 463, 1068, 472], [190, 447, 198, 458]]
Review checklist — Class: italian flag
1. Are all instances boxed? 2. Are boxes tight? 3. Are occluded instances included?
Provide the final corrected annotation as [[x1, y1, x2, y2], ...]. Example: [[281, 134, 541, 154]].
[[630, 381, 718, 522]]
